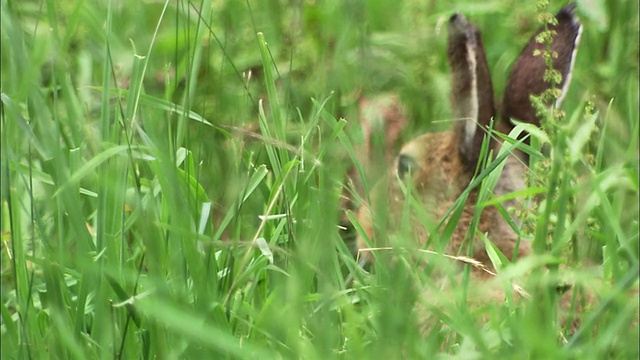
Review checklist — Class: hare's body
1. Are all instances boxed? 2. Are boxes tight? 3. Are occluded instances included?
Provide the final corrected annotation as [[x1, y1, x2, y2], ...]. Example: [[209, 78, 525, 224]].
[[356, 133, 530, 270], [355, 4, 582, 271]]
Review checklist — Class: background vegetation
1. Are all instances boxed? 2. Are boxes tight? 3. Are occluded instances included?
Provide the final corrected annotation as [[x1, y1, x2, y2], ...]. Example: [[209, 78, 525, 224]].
[[2, 0, 638, 358]]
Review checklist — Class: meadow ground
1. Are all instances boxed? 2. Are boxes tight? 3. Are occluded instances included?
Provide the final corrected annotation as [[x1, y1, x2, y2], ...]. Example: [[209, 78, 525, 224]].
[[1, 0, 639, 358]]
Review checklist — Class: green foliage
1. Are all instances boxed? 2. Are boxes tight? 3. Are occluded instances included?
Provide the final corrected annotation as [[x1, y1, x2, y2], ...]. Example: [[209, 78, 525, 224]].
[[1, 0, 638, 358]]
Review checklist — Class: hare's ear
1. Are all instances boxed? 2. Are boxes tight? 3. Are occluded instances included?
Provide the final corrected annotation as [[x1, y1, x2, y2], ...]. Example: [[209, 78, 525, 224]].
[[448, 13, 496, 169], [502, 3, 582, 128]]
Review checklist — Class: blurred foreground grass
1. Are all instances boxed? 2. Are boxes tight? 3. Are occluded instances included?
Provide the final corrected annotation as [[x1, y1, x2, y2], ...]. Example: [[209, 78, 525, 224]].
[[1, 0, 638, 358]]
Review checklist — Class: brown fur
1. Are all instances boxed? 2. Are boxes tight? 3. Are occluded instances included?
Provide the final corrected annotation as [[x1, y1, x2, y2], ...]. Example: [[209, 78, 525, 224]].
[[355, 3, 582, 274], [356, 132, 531, 271]]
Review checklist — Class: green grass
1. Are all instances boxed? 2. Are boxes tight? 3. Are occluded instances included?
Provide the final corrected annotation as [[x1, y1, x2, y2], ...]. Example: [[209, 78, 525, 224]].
[[1, 0, 638, 358]]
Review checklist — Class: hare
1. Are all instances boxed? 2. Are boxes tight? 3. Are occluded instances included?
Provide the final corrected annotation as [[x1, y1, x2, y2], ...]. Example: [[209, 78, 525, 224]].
[[355, 4, 582, 273]]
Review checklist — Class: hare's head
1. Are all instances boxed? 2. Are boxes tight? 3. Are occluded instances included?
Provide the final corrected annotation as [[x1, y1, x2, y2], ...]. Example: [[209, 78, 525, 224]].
[[356, 4, 582, 269]]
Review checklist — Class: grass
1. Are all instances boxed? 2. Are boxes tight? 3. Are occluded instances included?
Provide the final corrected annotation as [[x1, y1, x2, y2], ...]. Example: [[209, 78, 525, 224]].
[[1, 0, 638, 358]]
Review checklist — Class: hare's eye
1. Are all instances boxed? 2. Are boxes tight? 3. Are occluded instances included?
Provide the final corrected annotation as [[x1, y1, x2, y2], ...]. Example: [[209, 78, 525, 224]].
[[397, 154, 416, 180]]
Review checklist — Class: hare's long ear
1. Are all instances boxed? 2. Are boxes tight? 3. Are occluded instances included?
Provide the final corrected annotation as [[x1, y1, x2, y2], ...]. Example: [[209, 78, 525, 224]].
[[448, 13, 496, 169], [502, 3, 582, 128]]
